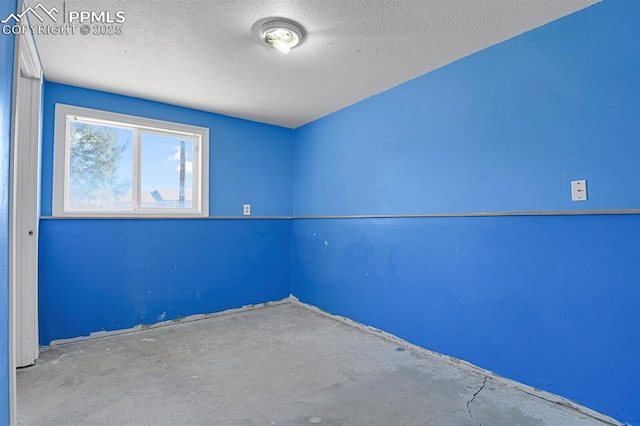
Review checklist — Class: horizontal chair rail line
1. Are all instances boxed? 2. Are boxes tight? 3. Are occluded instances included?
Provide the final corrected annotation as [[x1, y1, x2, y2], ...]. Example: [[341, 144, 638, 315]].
[[40, 209, 640, 220]]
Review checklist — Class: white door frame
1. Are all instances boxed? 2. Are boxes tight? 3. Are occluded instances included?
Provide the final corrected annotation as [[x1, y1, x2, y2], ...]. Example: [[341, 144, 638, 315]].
[[8, 18, 43, 425]]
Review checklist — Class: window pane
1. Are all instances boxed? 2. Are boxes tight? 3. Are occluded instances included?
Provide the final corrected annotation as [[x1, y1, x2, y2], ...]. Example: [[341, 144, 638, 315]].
[[68, 121, 133, 211], [141, 132, 194, 209]]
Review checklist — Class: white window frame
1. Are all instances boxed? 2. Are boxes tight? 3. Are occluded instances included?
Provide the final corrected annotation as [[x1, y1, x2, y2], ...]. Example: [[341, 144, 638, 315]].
[[53, 104, 209, 217]]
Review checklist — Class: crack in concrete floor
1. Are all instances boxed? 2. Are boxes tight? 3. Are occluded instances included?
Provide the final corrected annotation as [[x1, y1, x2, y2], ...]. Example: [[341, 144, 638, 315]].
[[466, 376, 488, 425]]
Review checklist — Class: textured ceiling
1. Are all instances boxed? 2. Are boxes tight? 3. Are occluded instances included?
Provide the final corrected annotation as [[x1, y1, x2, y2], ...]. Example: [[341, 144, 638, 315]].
[[31, 0, 599, 128]]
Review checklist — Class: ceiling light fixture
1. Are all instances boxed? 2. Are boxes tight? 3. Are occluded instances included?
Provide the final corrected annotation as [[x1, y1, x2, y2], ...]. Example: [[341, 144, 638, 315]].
[[259, 19, 304, 54]]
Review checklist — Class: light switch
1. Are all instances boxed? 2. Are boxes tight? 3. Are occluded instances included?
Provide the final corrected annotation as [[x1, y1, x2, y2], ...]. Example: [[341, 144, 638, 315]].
[[571, 180, 587, 201], [243, 204, 251, 216]]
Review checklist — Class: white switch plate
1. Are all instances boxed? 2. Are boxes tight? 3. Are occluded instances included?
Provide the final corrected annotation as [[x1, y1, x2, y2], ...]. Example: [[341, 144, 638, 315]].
[[571, 180, 587, 201], [243, 204, 251, 216]]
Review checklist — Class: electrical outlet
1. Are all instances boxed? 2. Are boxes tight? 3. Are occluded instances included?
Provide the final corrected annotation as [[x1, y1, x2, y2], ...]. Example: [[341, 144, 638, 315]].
[[243, 204, 251, 216], [571, 180, 587, 201]]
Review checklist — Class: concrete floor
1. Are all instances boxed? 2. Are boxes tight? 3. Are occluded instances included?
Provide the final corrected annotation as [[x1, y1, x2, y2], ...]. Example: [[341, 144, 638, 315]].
[[18, 303, 613, 426]]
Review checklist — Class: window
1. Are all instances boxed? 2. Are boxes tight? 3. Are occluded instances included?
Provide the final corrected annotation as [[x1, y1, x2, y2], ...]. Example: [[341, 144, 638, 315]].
[[53, 104, 209, 217]]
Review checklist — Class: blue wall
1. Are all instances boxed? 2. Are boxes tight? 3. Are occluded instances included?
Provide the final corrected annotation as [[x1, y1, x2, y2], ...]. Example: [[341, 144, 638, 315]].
[[292, 1, 639, 424], [39, 83, 294, 344], [39, 218, 290, 344], [294, 1, 639, 216], [0, 0, 17, 423], [292, 216, 640, 423]]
